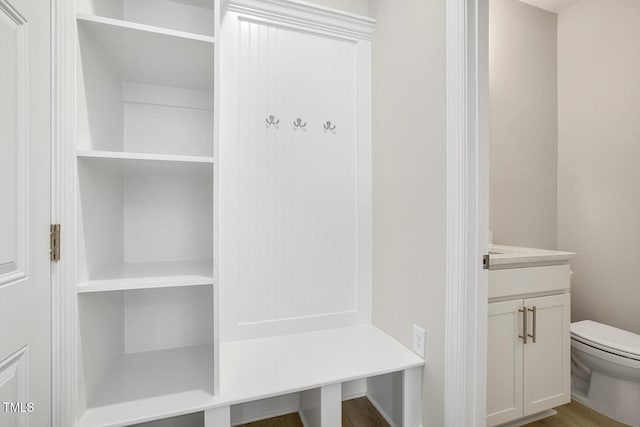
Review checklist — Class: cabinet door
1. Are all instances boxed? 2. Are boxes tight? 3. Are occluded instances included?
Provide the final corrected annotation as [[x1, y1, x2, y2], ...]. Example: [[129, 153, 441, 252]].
[[487, 300, 524, 427], [523, 293, 571, 416], [0, 0, 52, 425]]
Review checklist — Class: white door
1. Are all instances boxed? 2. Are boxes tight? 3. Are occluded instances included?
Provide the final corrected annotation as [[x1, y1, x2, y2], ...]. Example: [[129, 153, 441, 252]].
[[0, 0, 51, 425], [523, 293, 571, 416], [486, 300, 523, 427]]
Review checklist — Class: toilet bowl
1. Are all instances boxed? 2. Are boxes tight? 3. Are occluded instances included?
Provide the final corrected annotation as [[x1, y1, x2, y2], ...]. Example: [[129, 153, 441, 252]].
[[571, 320, 640, 427]]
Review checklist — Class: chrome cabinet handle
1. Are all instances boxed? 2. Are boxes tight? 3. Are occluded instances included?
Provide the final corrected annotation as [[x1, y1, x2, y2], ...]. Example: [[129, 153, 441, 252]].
[[528, 306, 537, 343], [519, 307, 528, 344]]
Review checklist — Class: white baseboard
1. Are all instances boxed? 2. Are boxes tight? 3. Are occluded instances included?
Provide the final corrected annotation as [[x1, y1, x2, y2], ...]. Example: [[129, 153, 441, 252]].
[[230, 379, 366, 426], [134, 412, 203, 427], [497, 409, 557, 427], [230, 393, 300, 425], [298, 409, 310, 427], [367, 394, 399, 427], [342, 379, 366, 401]]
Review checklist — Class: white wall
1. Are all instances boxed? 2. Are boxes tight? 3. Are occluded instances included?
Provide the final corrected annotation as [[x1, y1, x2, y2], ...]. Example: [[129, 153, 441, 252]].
[[558, 0, 640, 334], [369, 1, 446, 426], [489, 0, 558, 249]]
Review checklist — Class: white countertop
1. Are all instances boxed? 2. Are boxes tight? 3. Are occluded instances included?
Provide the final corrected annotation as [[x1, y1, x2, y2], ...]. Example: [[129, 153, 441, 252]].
[[489, 244, 575, 267]]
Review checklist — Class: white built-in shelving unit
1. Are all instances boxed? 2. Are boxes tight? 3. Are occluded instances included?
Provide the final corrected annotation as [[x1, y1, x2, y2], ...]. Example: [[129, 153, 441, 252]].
[[65, 1, 425, 426], [73, 0, 218, 424]]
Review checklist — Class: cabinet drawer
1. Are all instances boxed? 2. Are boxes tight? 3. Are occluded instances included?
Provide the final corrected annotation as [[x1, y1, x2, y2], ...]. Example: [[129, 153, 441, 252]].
[[489, 265, 570, 299]]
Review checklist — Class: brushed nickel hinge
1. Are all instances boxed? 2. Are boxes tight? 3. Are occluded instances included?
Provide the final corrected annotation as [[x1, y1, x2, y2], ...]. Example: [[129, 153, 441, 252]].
[[482, 254, 490, 270], [50, 224, 61, 262]]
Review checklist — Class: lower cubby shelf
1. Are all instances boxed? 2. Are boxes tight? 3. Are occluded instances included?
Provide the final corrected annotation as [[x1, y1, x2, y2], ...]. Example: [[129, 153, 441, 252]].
[[75, 325, 424, 427], [77, 345, 215, 427], [77, 284, 216, 427]]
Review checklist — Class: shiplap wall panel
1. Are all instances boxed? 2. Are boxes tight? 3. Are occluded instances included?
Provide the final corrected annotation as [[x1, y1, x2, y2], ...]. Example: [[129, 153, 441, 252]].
[[221, 15, 364, 340]]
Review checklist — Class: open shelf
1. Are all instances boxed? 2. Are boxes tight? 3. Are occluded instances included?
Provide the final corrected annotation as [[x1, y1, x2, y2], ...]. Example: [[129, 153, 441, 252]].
[[77, 286, 215, 426], [76, 157, 213, 285], [77, 150, 214, 164], [77, 260, 213, 293], [73, 1, 218, 425], [77, 150, 213, 176], [76, 344, 215, 427], [77, 13, 214, 91]]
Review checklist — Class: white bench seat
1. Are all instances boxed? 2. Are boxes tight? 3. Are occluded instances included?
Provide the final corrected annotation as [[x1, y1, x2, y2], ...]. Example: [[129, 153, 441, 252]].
[[76, 325, 424, 427]]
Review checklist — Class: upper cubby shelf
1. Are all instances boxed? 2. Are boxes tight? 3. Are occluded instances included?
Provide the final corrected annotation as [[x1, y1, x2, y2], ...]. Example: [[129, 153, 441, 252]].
[[77, 13, 214, 91], [75, 343, 215, 427]]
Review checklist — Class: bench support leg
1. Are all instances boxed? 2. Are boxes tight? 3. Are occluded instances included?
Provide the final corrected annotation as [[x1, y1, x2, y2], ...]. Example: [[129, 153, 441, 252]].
[[403, 367, 422, 427], [204, 405, 230, 427], [300, 383, 342, 427]]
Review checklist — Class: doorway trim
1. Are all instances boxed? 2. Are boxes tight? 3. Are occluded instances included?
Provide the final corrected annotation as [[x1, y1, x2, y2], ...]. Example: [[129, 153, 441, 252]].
[[444, 0, 489, 425], [51, 0, 77, 425], [49, 1, 492, 425]]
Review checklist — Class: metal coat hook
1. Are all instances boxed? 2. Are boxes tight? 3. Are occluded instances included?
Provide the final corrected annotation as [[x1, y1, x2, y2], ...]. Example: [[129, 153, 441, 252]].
[[323, 121, 336, 131], [266, 115, 280, 128], [293, 118, 307, 130]]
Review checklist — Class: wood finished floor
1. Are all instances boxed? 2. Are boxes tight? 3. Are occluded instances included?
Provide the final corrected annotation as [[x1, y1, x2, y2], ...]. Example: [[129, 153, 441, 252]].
[[233, 397, 389, 427], [234, 399, 629, 427], [522, 400, 629, 427]]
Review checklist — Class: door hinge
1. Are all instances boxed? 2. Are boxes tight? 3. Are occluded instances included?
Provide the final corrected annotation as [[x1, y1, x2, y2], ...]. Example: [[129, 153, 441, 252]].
[[50, 224, 61, 262], [482, 254, 490, 270]]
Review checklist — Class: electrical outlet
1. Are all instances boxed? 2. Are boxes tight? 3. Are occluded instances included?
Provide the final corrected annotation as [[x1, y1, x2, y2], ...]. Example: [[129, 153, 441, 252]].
[[412, 324, 426, 357]]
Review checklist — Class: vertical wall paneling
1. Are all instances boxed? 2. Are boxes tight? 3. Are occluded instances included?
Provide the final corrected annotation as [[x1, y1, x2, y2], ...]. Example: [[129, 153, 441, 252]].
[[220, 3, 372, 340]]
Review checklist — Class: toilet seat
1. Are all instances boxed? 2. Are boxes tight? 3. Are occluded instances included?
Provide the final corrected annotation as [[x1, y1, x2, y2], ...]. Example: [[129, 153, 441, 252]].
[[571, 320, 640, 362]]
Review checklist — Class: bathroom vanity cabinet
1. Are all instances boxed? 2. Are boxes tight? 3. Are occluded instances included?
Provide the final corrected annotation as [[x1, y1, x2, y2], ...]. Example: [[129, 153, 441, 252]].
[[487, 292, 570, 426], [487, 249, 574, 427]]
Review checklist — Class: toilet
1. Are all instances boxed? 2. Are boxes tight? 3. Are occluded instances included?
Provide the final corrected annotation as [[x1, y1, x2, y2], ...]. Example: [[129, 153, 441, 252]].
[[571, 320, 640, 427]]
